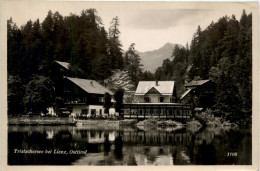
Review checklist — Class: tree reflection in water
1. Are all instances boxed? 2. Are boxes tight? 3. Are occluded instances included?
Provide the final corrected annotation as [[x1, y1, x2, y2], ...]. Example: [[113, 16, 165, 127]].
[[196, 140, 216, 164], [8, 125, 251, 165], [114, 134, 123, 161], [103, 133, 111, 156]]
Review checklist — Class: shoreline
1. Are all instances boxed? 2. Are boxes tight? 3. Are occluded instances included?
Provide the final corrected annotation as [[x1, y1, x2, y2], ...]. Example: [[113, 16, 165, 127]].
[[8, 116, 77, 126], [8, 116, 245, 132]]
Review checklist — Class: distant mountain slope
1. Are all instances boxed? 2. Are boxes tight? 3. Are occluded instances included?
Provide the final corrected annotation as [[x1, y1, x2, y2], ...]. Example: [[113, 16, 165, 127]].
[[137, 43, 183, 73]]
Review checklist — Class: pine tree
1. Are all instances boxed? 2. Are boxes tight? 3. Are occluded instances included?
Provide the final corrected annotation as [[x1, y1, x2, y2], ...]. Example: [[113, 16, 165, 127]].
[[124, 43, 143, 87], [108, 16, 124, 70], [114, 88, 125, 117], [104, 93, 112, 115]]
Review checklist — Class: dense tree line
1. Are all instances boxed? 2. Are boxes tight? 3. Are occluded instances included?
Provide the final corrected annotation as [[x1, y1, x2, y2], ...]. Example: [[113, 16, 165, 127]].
[[153, 10, 252, 120], [8, 9, 125, 115], [7, 9, 252, 121]]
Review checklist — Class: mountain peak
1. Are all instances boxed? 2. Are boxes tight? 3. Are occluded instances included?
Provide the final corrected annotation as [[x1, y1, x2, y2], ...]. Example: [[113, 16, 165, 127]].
[[162, 42, 175, 47], [161, 42, 182, 49], [138, 43, 183, 72]]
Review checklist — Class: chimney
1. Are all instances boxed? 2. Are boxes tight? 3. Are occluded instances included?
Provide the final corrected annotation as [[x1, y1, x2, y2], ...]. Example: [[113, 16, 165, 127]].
[[90, 81, 93, 87], [156, 80, 158, 86]]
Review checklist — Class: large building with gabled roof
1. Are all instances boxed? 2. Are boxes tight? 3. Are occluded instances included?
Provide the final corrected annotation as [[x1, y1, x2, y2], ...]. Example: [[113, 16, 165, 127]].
[[50, 60, 115, 117], [63, 76, 114, 117], [123, 80, 192, 120], [134, 81, 177, 103]]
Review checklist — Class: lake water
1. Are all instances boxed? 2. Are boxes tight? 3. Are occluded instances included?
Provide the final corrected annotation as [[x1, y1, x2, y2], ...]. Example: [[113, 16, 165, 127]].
[[8, 124, 251, 165]]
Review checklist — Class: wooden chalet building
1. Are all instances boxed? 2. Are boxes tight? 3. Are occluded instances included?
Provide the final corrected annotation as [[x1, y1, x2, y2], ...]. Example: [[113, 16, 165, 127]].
[[63, 77, 114, 117], [123, 81, 192, 120], [49, 61, 115, 117], [134, 81, 177, 103], [180, 80, 215, 109]]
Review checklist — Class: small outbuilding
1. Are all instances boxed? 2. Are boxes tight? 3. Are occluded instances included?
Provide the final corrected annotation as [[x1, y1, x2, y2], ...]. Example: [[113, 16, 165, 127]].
[[180, 80, 215, 109]]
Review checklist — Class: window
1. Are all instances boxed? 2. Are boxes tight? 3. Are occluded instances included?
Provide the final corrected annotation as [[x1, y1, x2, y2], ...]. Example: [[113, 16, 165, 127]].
[[161, 109, 165, 115], [82, 97, 87, 102], [99, 97, 104, 102], [144, 97, 150, 103], [124, 109, 130, 114], [91, 109, 96, 115], [90, 131, 95, 138], [159, 97, 164, 102]]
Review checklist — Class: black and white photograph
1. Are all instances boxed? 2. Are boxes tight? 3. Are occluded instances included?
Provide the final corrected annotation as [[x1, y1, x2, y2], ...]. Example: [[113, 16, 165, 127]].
[[1, 1, 259, 170]]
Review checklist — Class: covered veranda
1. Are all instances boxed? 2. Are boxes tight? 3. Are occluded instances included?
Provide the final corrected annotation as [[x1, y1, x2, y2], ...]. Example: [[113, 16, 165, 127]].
[[123, 103, 193, 120]]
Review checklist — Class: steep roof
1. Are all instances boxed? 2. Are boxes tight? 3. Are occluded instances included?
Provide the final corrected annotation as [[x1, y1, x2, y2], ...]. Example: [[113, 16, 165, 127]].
[[180, 89, 192, 100], [135, 81, 174, 95], [185, 80, 210, 87], [65, 77, 113, 95], [55, 60, 70, 70]]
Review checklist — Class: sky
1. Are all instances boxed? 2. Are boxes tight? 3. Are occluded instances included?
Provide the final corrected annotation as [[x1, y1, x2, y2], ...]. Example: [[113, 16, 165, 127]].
[[4, 1, 253, 52]]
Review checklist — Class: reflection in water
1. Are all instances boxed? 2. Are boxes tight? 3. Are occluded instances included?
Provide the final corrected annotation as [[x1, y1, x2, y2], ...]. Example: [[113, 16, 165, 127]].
[[103, 133, 111, 156], [114, 135, 123, 161], [8, 125, 251, 165], [196, 140, 216, 164]]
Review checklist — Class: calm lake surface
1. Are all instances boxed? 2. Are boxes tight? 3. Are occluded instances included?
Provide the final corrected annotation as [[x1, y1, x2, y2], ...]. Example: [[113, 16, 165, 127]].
[[8, 124, 251, 165]]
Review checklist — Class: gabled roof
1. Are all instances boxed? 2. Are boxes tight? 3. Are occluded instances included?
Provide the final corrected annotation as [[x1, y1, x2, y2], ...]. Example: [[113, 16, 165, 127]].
[[145, 87, 162, 95], [55, 60, 70, 70], [185, 80, 210, 87], [135, 81, 175, 95], [65, 77, 113, 95], [180, 89, 192, 100]]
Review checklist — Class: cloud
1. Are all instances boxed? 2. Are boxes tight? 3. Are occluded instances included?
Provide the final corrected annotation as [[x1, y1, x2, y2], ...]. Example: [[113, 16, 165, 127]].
[[128, 9, 211, 30]]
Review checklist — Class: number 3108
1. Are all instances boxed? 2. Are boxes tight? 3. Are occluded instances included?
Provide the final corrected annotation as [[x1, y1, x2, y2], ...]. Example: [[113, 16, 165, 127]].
[[227, 152, 238, 156]]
